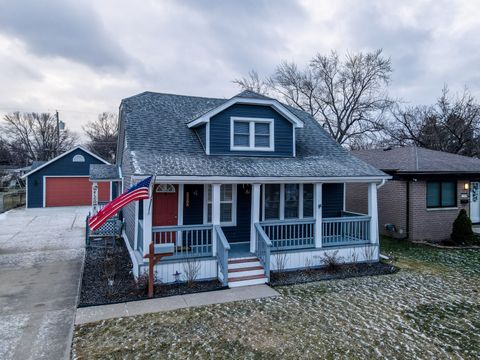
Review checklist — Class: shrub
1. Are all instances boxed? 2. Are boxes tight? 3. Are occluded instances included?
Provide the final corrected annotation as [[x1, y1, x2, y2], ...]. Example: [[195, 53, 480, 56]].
[[183, 259, 201, 287], [451, 209, 475, 245], [321, 250, 343, 271]]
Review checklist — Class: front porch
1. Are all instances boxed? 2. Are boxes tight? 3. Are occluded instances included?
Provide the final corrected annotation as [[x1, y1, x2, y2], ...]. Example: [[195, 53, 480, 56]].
[[131, 181, 380, 287]]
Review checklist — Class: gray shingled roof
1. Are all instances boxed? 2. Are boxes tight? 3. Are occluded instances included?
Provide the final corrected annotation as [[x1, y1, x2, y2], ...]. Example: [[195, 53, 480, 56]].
[[90, 164, 120, 180], [31, 161, 46, 170], [352, 146, 480, 174], [119, 90, 386, 178]]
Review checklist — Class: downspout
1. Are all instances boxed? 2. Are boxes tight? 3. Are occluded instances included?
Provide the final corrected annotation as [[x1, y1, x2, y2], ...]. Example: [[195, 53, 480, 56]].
[[406, 180, 410, 239], [377, 178, 386, 189]]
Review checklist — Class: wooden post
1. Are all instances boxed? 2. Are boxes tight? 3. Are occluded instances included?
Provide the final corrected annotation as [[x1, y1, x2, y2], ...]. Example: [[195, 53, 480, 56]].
[[368, 182, 379, 245], [211, 184, 221, 256], [144, 242, 173, 298]]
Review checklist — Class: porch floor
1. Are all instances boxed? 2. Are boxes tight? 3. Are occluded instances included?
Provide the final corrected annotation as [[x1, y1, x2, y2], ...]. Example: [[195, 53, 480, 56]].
[[229, 243, 253, 258]]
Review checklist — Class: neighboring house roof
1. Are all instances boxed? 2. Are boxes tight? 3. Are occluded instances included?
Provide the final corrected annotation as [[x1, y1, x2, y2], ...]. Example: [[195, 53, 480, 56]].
[[22, 145, 110, 178], [30, 161, 46, 171], [119, 90, 387, 179], [352, 146, 480, 174], [90, 164, 120, 181]]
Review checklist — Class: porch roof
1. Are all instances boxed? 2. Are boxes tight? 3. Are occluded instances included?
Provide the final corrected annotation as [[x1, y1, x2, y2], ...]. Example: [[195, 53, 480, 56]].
[[89, 164, 120, 181], [120, 91, 387, 179]]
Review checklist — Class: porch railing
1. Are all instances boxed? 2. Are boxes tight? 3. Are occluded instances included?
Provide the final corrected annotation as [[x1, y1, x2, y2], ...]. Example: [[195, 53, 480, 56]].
[[260, 219, 315, 251], [254, 223, 271, 281], [322, 215, 371, 247], [214, 225, 230, 286], [152, 224, 213, 259]]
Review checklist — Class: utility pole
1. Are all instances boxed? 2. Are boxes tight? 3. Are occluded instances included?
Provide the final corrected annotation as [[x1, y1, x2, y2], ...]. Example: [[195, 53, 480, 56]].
[[55, 110, 60, 157]]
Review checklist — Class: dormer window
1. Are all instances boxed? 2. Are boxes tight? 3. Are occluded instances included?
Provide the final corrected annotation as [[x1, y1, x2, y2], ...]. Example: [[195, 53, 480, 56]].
[[230, 117, 274, 151]]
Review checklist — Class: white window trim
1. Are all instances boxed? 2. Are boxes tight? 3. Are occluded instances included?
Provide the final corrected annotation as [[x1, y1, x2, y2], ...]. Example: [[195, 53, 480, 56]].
[[230, 117, 274, 152], [262, 183, 315, 221], [203, 184, 237, 226]]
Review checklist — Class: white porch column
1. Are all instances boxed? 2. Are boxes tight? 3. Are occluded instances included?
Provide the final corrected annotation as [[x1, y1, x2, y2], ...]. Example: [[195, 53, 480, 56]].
[[211, 183, 221, 256], [314, 183, 323, 248], [368, 182, 379, 245], [250, 184, 261, 253], [143, 198, 152, 254]]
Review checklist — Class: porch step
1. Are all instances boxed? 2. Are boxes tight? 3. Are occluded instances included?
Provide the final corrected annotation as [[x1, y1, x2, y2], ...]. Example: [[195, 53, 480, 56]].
[[228, 257, 258, 264], [228, 274, 268, 288], [226, 257, 267, 287], [228, 266, 265, 278]]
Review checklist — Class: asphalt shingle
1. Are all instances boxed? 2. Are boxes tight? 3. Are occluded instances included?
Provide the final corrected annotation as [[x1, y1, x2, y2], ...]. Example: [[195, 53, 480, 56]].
[[90, 164, 120, 180], [352, 146, 480, 174], [119, 91, 386, 178]]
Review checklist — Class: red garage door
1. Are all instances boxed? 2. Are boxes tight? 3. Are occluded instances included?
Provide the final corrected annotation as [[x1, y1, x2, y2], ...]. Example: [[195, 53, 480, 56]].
[[45, 177, 110, 207]]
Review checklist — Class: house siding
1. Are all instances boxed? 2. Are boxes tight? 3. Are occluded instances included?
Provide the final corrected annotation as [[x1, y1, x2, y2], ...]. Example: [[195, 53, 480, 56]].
[[409, 180, 468, 241], [346, 179, 470, 242], [123, 176, 136, 249], [322, 183, 344, 218], [222, 184, 251, 243], [26, 148, 107, 208], [209, 104, 294, 157]]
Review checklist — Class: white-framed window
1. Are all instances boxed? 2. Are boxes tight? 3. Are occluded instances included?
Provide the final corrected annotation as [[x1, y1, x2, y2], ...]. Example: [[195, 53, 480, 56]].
[[230, 117, 274, 151], [72, 154, 85, 162], [263, 184, 314, 220], [204, 184, 237, 226]]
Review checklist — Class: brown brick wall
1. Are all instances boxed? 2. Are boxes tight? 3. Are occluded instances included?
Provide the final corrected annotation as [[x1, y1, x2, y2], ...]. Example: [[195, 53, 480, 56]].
[[346, 179, 471, 242], [345, 181, 407, 238], [409, 180, 469, 242]]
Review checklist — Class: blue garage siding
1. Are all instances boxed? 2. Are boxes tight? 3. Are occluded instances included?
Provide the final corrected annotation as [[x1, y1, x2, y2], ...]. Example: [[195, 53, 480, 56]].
[[208, 104, 294, 157], [322, 183, 344, 218], [26, 148, 107, 208]]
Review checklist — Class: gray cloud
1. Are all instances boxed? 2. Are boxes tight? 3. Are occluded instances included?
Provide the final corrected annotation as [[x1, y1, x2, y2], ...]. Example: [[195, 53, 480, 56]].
[[0, 0, 130, 70]]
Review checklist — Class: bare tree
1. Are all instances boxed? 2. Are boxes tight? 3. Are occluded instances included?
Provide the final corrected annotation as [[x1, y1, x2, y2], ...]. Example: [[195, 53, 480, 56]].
[[83, 112, 118, 163], [232, 70, 269, 95], [1, 112, 77, 162], [386, 86, 480, 157], [234, 49, 393, 145]]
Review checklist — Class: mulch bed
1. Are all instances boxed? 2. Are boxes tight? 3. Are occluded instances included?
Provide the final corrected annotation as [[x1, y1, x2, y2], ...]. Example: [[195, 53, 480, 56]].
[[270, 262, 398, 287], [78, 238, 224, 307]]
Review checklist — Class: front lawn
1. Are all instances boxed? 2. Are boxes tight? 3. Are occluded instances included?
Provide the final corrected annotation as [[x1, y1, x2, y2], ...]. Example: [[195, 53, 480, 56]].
[[73, 238, 480, 359]]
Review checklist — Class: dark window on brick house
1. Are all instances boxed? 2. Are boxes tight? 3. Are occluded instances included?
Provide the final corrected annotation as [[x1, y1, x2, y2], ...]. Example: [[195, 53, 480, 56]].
[[426, 181, 457, 208]]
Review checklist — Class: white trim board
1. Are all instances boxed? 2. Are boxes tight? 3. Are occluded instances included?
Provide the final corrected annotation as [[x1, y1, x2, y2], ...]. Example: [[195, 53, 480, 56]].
[[187, 97, 304, 129], [138, 175, 391, 184], [203, 184, 237, 226], [22, 145, 110, 179], [230, 117, 275, 152]]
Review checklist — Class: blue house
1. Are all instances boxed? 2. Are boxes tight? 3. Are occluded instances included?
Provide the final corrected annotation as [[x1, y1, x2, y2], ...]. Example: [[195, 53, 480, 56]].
[[91, 90, 388, 287], [23, 146, 112, 208]]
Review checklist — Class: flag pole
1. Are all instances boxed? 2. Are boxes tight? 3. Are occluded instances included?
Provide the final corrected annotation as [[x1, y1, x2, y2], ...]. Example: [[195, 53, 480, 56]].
[[148, 173, 156, 214]]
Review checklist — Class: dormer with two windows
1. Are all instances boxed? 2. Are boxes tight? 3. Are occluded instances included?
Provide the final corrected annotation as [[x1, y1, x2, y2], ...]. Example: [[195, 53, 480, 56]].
[[188, 94, 304, 157]]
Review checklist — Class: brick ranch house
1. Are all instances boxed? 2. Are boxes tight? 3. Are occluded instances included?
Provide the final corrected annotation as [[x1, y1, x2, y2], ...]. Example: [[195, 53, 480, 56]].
[[90, 90, 389, 288], [346, 146, 480, 242]]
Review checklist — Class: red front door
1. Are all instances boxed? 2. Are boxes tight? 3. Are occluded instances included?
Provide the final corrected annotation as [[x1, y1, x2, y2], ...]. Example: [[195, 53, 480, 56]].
[[152, 185, 178, 243]]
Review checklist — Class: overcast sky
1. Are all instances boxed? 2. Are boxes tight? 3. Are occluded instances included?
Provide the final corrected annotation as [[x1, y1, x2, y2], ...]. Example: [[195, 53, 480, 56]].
[[0, 0, 479, 135]]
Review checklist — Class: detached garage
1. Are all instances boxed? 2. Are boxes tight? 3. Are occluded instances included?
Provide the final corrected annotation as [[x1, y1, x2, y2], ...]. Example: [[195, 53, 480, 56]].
[[23, 146, 111, 208]]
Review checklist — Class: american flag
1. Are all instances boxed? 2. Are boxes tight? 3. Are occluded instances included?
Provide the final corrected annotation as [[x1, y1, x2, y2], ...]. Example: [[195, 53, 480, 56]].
[[89, 176, 153, 231]]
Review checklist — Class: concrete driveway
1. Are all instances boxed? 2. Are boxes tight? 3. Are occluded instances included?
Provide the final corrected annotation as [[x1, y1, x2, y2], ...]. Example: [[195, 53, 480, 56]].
[[0, 206, 88, 360]]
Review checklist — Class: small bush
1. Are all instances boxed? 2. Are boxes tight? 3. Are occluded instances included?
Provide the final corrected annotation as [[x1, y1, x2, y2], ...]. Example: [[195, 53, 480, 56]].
[[321, 250, 343, 272], [183, 259, 201, 287], [451, 209, 475, 245]]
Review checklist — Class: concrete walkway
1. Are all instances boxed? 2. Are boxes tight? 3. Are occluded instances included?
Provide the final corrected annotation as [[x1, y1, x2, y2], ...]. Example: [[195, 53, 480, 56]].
[[76, 284, 279, 325], [0, 206, 88, 360]]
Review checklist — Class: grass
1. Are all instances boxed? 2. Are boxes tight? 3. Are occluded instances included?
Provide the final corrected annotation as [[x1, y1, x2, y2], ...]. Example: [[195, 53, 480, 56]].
[[72, 238, 480, 359]]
